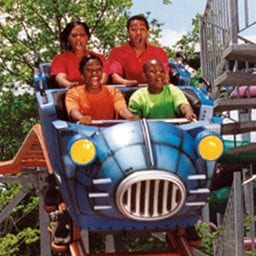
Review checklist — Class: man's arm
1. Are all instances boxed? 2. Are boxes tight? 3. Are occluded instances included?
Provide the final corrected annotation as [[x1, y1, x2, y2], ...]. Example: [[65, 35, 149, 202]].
[[112, 73, 138, 86]]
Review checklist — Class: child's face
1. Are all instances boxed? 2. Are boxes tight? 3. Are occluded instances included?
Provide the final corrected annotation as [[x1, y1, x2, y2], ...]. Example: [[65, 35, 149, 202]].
[[144, 60, 166, 93], [82, 59, 103, 91]]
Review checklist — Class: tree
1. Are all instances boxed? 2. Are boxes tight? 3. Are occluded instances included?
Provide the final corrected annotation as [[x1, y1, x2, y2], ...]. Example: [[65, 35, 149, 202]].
[[0, 91, 38, 160], [173, 14, 202, 87], [0, 90, 39, 255], [174, 13, 201, 60], [0, 183, 40, 256], [0, 0, 170, 90]]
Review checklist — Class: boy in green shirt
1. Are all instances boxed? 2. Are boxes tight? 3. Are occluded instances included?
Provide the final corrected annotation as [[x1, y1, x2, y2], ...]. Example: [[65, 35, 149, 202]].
[[128, 59, 197, 121]]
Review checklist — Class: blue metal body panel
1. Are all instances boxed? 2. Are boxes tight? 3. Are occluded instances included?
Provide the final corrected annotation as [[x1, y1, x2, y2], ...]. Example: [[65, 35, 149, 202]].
[[35, 63, 221, 232]]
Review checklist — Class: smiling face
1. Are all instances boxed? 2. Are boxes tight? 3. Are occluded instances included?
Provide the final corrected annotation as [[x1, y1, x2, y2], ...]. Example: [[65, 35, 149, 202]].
[[143, 59, 166, 94], [128, 19, 148, 49], [68, 25, 89, 54], [81, 58, 103, 92]]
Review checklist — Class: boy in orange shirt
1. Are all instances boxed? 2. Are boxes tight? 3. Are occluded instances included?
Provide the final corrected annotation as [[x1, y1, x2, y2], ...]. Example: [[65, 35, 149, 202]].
[[65, 54, 138, 124]]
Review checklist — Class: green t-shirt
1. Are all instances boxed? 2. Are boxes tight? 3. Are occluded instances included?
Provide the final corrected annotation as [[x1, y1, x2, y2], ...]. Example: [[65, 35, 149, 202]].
[[128, 85, 189, 118]]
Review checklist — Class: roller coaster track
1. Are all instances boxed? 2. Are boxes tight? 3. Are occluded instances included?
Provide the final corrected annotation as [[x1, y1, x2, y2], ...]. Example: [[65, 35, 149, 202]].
[[0, 123, 53, 175], [66, 230, 198, 256], [0, 124, 201, 256]]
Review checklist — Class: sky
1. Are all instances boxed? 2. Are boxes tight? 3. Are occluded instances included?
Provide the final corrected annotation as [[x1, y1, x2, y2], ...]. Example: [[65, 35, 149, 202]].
[[131, 0, 207, 48]]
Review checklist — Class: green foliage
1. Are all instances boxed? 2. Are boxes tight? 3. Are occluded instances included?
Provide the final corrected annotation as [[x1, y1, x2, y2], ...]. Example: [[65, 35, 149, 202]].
[[244, 215, 256, 255], [196, 216, 256, 256], [0, 90, 38, 160], [0, 0, 168, 90], [174, 14, 201, 59], [162, 0, 172, 4], [0, 184, 40, 256], [195, 222, 221, 256], [244, 215, 256, 232], [190, 69, 202, 87], [0, 227, 40, 256], [0, 89, 39, 254], [88, 232, 168, 253], [0, 234, 20, 256], [123, 233, 167, 252], [0, 183, 22, 210]]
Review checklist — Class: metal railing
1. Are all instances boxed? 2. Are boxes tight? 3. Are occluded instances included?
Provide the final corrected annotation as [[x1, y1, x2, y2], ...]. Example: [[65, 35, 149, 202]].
[[213, 172, 244, 256], [242, 166, 256, 254], [200, 0, 256, 90]]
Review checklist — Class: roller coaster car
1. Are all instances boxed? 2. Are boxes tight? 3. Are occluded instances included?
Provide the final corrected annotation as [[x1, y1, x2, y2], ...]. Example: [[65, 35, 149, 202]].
[[35, 63, 223, 233], [169, 59, 191, 86]]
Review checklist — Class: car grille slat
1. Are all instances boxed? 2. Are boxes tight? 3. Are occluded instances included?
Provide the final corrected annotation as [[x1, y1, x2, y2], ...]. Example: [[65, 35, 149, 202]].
[[135, 182, 141, 215], [116, 170, 186, 221], [162, 180, 169, 214], [144, 180, 150, 217], [153, 180, 160, 217], [126, 187, 131, 210], [171, 185, 179, 211]]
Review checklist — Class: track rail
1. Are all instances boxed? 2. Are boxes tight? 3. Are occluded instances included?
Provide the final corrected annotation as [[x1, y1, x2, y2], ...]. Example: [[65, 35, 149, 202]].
[[0, 124, 53, 174], [65, 230, 198, 256]]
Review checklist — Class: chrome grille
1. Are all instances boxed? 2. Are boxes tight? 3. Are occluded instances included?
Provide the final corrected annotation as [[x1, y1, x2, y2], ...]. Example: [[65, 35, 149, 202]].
[[116, 170, 186, 221]]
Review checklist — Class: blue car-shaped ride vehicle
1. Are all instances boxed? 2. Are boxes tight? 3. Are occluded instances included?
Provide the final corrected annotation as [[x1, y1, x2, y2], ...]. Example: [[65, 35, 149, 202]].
[[35, 63, 223, 232]]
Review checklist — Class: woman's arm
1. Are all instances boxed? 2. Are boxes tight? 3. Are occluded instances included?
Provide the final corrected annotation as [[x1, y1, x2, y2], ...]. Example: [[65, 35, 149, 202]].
[[101, 72, 109, 84], [112, 73, 138, 87], [55, 73, 79, 88]]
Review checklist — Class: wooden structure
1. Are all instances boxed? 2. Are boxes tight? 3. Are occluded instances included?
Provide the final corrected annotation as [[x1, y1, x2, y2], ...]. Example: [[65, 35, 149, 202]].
[[0, 124, 51, 256], [0, 124, 52, 174]]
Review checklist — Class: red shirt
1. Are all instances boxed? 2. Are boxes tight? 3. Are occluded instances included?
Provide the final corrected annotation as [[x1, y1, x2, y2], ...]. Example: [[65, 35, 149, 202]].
[[108, 43, 169, 84], [65, 85, 127, 119], [50, 50, 108, 84]]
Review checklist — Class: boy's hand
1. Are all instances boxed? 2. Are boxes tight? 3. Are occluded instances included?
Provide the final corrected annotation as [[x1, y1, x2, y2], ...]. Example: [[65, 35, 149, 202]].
[[185, 111, 197, 122], [127, 114, 140, 121], [180, 104, 197, 122], [77, 115, 92, 125]]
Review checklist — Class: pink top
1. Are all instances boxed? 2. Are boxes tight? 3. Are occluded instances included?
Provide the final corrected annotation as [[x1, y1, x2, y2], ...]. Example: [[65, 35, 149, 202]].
[[108, 43, 169, 83], [50, 50, 108, 84]]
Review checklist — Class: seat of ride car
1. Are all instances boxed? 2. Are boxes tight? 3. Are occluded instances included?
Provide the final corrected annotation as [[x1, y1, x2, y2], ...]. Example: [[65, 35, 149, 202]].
[[52, 90, 69, 121], [40, 63, 58, 89], [51, 88, 201, 122], [181, 88, 201, 117], [38, 63, 202, 121]]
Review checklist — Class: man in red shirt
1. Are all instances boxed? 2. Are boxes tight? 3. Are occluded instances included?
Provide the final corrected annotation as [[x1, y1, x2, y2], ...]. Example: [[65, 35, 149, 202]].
[[108, 15, 170, 86]]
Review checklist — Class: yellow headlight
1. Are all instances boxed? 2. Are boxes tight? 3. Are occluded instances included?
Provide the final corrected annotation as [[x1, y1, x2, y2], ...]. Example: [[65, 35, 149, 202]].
[[69, 138, 96, 165], [198, 135, 224, 161]]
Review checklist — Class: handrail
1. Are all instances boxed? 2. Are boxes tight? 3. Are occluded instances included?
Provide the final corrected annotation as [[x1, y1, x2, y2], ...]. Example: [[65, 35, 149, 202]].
[[90, 118, 190, 125], [200, 0, 256, 92]]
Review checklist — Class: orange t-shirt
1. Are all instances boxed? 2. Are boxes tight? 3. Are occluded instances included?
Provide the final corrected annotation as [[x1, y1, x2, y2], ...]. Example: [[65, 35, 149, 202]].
[[65, 85, 127, 120]]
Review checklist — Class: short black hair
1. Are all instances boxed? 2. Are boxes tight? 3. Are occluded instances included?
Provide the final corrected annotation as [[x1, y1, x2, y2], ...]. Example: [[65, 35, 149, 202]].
[[143, 59, 163, 72], [126, 15, 149, 30], [61, 21, 91, 50], [79, 54, 103, 73]]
